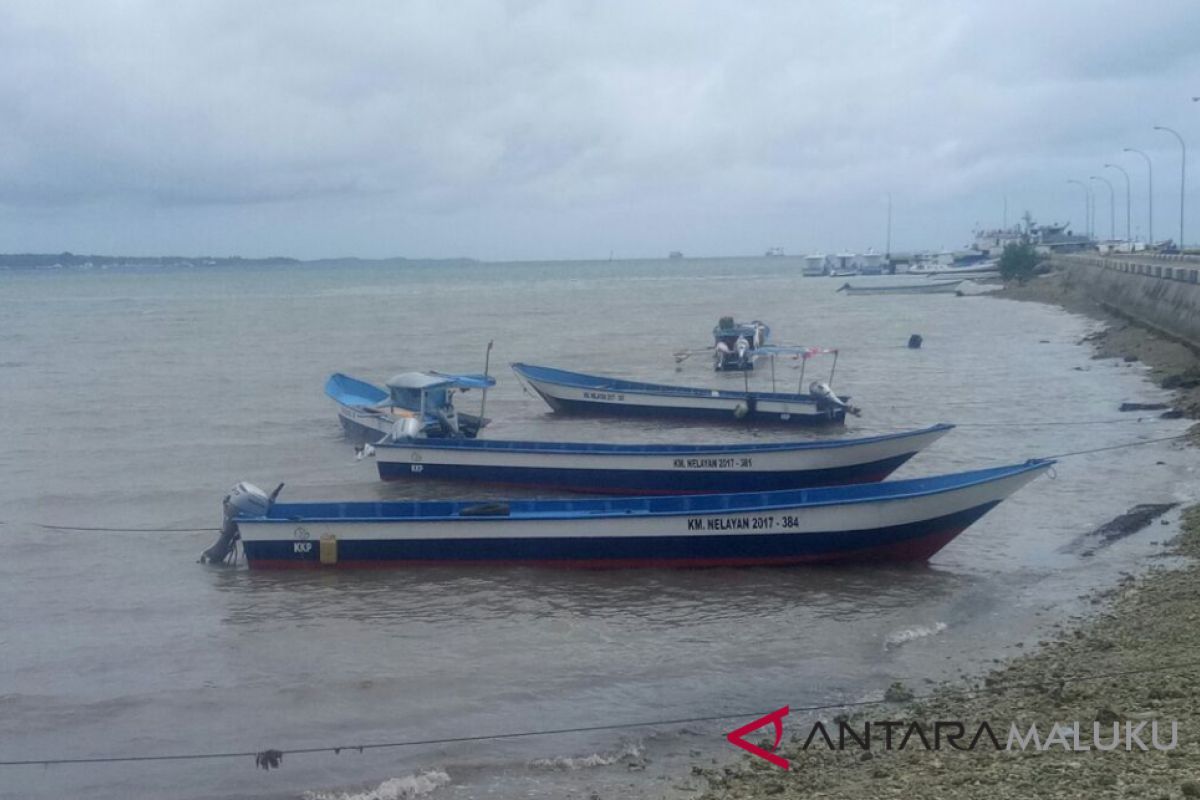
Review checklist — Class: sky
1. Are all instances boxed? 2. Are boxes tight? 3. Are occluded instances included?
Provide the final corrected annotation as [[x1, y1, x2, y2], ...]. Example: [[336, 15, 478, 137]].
[[0, 0, 1197, 261]]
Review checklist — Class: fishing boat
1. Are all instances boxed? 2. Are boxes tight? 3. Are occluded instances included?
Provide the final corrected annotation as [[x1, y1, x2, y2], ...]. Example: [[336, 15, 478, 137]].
[[908, 259, 999, 276], [511, 360, 855, 426], [836, 280, 965, 296], [372, 424, 954, 494], [324, 371, 494, 442], [712, 317, 769, 371], [221, 459, 1053, 568]]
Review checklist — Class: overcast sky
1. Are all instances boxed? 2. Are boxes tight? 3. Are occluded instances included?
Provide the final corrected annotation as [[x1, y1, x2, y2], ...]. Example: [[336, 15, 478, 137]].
[[0, 1, 1197, 260]]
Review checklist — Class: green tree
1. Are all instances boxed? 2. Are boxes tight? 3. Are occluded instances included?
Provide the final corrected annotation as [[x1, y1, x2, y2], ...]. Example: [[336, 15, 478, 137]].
[[999, 241, 1041, 283]]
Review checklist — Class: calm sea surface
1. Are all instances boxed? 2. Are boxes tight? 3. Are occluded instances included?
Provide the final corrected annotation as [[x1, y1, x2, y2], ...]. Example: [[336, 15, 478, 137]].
[[1, 257, 1197, 799]]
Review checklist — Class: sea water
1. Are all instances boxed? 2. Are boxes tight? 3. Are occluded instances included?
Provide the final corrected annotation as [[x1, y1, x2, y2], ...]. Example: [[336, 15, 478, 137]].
[[1, 258, 1197, 799]]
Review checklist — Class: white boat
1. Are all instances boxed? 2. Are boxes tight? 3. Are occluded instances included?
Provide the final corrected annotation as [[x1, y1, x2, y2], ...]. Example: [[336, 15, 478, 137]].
[[373, 424, 954, 494], [512, 359, 856, 426], [802, 254, 828, 277], [836, 280, 965, 296], [324, 371, 494, 442], [907, 260, 998, 276], [223, 459, 1054, 568]]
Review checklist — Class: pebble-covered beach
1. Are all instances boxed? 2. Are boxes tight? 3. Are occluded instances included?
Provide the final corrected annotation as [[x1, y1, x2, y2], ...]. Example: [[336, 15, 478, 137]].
[[691, 268, 1200, 800]]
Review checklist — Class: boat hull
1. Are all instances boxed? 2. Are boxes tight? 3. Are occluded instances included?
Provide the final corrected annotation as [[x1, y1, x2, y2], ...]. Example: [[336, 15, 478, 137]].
[[236, 460, 1050, 569], [838, 280, 964, 296], [373, 425, 952, 494], [512, 364, 847, 426]]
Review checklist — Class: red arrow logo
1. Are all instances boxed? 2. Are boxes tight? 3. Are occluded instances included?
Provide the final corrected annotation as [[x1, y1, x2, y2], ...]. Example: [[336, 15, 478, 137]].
[[726, 706, 790, 770]]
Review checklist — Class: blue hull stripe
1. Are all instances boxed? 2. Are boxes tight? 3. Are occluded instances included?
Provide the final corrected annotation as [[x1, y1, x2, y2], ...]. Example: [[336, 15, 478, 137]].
[[242, 502, 1000, 568], [375, 452, 915, 494], [544, 396, 845, 425]]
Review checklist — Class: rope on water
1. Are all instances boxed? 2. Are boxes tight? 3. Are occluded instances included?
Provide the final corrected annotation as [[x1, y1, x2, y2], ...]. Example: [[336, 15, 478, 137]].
[[38, 523, 219, 533], [1043, 432, 1194, 460], [3, 657, 1200, 769]]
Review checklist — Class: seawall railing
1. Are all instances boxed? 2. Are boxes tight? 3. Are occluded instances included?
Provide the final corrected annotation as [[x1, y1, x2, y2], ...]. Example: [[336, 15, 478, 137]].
[[1048, 253, 1200, 351]]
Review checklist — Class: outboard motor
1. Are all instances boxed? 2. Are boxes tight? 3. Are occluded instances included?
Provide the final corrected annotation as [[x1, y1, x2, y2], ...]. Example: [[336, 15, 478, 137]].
[[391, 416, 424, 441], [200, 482, 281, 565], [735, 335, 750, 364], [434, 406, 462, 438], [809, 381, 845, 408], [809, 381, 861, 417]]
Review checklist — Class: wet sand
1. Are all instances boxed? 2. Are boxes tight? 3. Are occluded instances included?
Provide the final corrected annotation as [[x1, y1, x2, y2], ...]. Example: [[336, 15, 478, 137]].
[[691, 267, 1200, 800]]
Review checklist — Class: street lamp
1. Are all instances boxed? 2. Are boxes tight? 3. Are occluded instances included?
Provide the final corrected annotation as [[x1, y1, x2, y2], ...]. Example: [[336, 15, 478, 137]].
[[1154, 125, 1186, 249], [1067, 179, 1093, 241], [1123, 147, 1153, 247], [1090, 175, 1116, 242], [1104, 163, 1132, 245]]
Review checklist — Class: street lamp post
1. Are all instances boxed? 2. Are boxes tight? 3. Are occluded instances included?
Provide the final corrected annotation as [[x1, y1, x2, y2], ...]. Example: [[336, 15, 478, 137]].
[[1123, 148, 1153, 247], [1067, 179, 1093, 241], [1154, 125, 1186, 249], [1104, 163, 1132, 245], [1090, 175, 1116, 242]]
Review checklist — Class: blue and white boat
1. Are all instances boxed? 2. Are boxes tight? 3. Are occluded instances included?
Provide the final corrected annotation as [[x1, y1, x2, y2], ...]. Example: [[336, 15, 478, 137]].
[[324, 371, 495, 442], [373, 424, 953, 494], [511, 362, 855, 426], [225, 459, 1052, 569]]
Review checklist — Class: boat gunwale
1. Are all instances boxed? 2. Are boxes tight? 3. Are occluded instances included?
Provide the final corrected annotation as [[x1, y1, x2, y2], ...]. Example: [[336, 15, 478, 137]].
[[373, 423, 953, 457], [511, 363, 849, 403], [245, 459, 1053, 525]]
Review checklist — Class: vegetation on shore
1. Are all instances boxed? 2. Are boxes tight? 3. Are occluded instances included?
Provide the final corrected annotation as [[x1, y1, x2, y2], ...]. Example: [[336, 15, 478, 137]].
[[999, 241, 1043, 283]]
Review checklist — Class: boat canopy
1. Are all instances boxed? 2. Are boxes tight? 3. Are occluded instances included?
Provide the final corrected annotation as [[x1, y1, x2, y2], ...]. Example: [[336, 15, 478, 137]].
[[385, 371, 496, 391], [755, 345, 838, 360]]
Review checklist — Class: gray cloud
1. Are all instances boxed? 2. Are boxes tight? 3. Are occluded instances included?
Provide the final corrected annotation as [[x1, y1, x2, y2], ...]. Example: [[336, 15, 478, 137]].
[[0, 0, 1196, 258]]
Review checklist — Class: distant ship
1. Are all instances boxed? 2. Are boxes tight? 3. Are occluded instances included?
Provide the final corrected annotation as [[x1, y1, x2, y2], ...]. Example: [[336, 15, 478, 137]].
[[668, 251, 684, 259], [802, 253, 828, 277], [764, 247, 785, 257]]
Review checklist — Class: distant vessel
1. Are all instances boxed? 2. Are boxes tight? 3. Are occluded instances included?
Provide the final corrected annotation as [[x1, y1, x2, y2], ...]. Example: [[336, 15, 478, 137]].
[[802, 253, 828, 276], [837, 279, 965, 296], [668, 251, 684, 259], [858, 250, 886, 275], [765, 247, 785, 257], [830, 252, 859, 277]]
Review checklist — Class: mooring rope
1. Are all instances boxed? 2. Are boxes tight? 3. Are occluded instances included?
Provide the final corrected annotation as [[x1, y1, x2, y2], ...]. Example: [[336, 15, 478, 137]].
[[1042, 432, 1193, 460], [2, 657, 1198, 769]]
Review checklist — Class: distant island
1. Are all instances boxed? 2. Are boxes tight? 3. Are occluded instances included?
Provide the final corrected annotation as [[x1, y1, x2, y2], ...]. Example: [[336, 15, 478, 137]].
[[0, 252, 480, 270]]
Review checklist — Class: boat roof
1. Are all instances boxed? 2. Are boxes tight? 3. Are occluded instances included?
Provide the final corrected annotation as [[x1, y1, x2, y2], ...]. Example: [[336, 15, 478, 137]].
[[325, 373, 389, 406], [244, 459, 1053, 522], [385, 371, 496, 391], [754, 345, 837, 359]]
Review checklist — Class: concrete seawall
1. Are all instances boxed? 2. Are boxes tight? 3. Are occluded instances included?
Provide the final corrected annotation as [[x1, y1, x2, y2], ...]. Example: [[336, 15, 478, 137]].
[[1050, 254, 1200, 350]]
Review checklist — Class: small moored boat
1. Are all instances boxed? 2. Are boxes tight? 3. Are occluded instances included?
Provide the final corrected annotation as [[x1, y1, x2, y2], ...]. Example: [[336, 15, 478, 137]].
[[511, 361, 855, 426], [324, 371, 494, 442], [836, 280, 964, 296], [373, 424, 954, 494], [222, 459, 1053, 569]]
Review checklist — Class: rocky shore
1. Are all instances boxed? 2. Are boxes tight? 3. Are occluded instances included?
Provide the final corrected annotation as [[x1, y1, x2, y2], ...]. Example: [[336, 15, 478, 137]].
[[690, 266, 1200, 800], [1000, 268, 1200, 423]]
